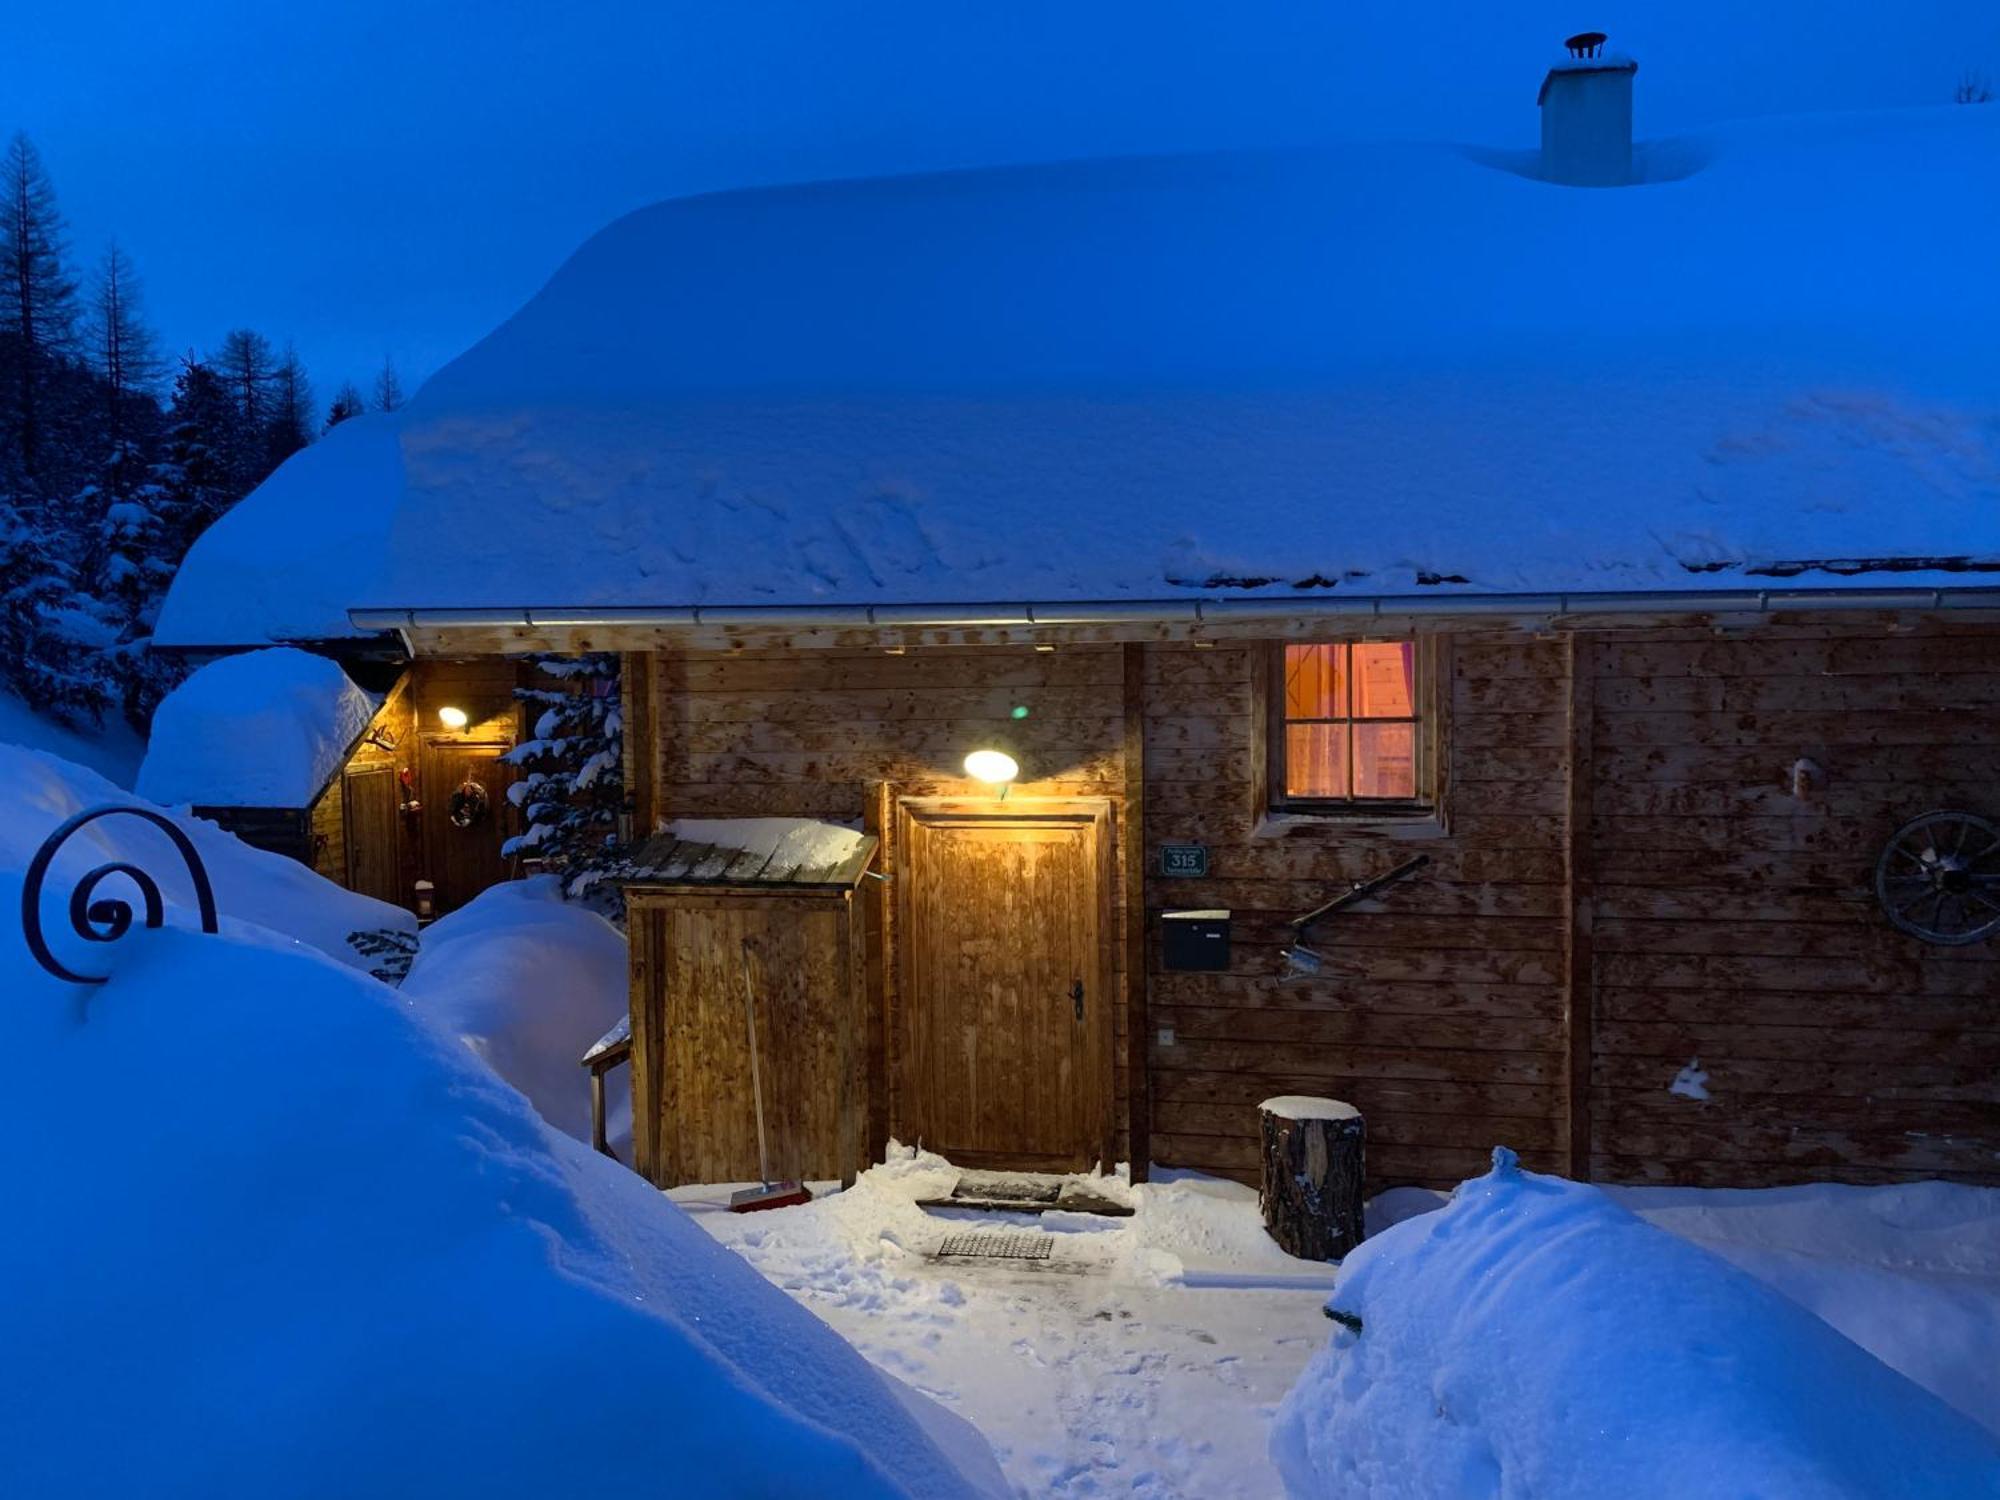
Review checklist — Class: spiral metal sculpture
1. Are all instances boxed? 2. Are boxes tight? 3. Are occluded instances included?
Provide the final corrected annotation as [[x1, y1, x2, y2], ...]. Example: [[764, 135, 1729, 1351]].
[[21, 805, 219, 985]]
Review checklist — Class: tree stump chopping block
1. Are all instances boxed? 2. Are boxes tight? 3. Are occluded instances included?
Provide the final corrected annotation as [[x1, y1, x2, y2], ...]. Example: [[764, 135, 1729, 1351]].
[[1259, 1096, 1365, 1261]]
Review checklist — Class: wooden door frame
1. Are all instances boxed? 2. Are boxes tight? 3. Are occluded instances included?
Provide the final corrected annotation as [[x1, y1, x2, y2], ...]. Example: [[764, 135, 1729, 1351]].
[[886, 794, 1119, 1171]]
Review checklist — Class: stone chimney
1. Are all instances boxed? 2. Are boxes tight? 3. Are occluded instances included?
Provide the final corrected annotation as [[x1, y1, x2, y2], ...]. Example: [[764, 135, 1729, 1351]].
[[1538, 31, 1638, 186]]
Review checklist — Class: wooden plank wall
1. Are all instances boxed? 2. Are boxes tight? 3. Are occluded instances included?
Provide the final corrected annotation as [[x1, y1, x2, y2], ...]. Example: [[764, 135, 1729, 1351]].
[[634, 624, 2000, 1191], [1140, 638, 1571, 1187], [644, 645, 1137, 1163], [309, 777, 346, 883], [627, 888, 867, 1187], [1584, 624, 2000, 1186]]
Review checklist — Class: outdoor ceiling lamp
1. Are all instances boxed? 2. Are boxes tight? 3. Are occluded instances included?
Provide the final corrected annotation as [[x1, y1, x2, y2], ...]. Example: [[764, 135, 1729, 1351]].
[[437, 705, 469, 729], [963, 748, 1019, 795]]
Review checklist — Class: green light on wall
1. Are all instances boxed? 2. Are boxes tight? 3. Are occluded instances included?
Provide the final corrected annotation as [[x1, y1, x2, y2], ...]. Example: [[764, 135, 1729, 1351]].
[[1011, 705, 1029, 720]]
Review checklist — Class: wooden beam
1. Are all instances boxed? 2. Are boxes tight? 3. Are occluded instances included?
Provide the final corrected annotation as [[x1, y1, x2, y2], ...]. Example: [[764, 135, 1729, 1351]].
[[622, 651, 656, 833], [1562, 633, 1597, 1180], [1123, 642, 1151, 1183], [394, 606, 2000, 659]]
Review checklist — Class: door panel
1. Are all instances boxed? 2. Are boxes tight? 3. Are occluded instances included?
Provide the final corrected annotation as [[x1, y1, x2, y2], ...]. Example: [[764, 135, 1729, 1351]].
[[895, 799, 1113, 1169], [421, 739, 514, 914], [342, 765, 403, 904]]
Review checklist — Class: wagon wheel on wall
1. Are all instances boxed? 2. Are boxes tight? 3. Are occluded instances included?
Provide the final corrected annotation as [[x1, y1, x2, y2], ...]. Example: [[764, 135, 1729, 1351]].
[[1874, 810, 2000, 946]]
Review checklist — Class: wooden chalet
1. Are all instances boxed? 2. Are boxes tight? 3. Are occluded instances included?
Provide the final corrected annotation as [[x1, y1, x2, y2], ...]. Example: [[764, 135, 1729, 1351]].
[[155, 80, 2000, 1192]]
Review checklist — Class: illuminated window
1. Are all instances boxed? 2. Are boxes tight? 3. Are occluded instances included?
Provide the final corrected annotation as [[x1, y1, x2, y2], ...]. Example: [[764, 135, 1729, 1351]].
[[1272, 641, 1433, 812]]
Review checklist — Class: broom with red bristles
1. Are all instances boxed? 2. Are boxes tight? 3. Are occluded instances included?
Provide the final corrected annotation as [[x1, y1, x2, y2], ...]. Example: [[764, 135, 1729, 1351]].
[[729, 939, 813, 1213]]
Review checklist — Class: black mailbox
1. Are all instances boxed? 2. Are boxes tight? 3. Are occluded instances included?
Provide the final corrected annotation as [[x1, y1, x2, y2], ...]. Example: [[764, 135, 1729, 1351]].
[[1162, 909, 1231, 972]]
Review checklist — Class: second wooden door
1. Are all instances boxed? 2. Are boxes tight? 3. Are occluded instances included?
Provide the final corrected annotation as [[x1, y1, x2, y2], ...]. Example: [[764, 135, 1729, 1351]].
[[894, 798, 1113, 1170], [421, 739, 514, 914]]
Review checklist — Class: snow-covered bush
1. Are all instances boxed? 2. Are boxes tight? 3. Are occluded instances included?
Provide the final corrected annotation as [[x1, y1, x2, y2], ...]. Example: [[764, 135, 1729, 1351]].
[[402, 875, 630, 1148], [1270, 1149, 2000, 1500]]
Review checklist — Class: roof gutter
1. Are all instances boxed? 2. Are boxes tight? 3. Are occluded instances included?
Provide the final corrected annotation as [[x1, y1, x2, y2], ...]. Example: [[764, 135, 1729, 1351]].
[[349, 586, 2000, 636]]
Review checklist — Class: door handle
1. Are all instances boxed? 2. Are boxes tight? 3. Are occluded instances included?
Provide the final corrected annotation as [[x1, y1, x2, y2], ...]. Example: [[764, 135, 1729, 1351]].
[[1070, 979, 1084, 1021]]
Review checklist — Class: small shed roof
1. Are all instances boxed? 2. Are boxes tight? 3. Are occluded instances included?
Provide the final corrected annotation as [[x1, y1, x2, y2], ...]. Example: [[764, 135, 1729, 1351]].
[[607, 817, 878, 890], [137, 648, 384, 809]]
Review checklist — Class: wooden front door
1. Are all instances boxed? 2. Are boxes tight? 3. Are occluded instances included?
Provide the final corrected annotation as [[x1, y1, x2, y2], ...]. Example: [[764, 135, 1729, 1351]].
[[421, 738, 514, 913], [342, 765, 403, 904], [894, 798, 1114, 1170]]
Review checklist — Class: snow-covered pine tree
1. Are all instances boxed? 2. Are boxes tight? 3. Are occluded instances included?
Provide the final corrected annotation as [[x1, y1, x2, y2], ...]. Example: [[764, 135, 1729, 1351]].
[[0, 488, 108, 725], [503, 654, 625, 897], [154, 356, 243, 560]]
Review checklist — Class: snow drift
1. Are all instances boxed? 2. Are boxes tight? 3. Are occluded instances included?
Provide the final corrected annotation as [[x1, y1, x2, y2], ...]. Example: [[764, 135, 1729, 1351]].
[[0, 896, 1000, 1497], [137, 646, 379, 807], [1270, 1150, 2000, 1500], [402, 875, 631, 1148], [0, 740, 411, 975]]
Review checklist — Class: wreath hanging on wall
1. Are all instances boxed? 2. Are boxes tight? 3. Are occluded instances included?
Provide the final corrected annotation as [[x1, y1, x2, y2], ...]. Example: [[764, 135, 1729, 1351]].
[[449, 778, 491, 830]]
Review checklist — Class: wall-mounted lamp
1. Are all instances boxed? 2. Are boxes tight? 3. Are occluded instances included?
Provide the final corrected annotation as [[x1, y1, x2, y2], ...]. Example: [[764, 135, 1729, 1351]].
[[437, 705, 469, 730], [964, 749, 1019, 798]]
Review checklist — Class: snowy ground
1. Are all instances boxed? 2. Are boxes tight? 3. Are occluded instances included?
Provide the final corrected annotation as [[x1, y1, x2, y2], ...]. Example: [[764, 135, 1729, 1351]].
[[676, 1155, 1333, 1498], [679, 1152, 2000, 1498]]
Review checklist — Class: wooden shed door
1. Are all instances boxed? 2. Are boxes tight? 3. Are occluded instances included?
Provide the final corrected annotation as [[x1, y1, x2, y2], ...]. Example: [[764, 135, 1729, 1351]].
[[342, 766, 403, 904], [895, 799, 1113, 1170], [421, 739, 514, 913]]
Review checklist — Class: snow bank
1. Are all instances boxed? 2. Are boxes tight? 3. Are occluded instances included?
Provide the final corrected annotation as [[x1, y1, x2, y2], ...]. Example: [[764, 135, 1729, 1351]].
[[1614, 1180, 2000, 1438], [1270, 1150, 2000, 1500], [2, 741, 411, 976], [137, 647, 379, 807], [402, 875, 630, 1148], [0, 910, 1000, 1495]]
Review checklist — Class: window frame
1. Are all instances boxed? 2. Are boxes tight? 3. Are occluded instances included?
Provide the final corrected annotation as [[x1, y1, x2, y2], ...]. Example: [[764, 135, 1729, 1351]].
[[1264, 637, 1441, 819]]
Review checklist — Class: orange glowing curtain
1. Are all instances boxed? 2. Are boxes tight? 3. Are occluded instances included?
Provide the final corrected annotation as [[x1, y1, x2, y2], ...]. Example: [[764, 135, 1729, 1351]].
[[1283, 643, 1418, 801]]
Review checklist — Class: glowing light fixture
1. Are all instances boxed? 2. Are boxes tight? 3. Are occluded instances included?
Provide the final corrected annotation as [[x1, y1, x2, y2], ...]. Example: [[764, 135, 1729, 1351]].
[[437, 705, 469, 730], [963, 749, 1019, 788]]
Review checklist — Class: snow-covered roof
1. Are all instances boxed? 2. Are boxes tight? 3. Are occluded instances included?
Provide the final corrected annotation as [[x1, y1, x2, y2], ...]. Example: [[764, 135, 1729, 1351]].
[[137, 648, 380, 808], [163, 106, 2000, 639], [152, 415, 404, 646]]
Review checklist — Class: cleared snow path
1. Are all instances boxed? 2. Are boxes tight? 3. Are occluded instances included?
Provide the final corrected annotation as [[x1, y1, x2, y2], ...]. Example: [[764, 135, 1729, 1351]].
[[676, 1153, 1328, 1497], [681, 1153, 2000, 1498]]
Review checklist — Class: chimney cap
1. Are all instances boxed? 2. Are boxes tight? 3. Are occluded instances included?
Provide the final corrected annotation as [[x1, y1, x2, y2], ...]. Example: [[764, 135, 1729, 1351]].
[[1564, 31, 1609, 58]]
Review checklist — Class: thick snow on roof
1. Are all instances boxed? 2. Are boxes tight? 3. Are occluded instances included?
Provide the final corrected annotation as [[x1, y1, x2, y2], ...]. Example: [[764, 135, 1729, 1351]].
[[153, 414, 404, 645], [137, 647, 379, 807], [169, 106, 2000, 637]]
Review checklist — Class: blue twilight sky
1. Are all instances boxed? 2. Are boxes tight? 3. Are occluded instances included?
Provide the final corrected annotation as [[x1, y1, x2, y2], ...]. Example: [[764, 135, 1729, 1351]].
[[11, 2, 1995, 404]]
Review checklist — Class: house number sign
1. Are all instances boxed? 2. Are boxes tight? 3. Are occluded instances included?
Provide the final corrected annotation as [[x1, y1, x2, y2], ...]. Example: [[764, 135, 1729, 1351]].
[[1160, 843, 1209, 878]]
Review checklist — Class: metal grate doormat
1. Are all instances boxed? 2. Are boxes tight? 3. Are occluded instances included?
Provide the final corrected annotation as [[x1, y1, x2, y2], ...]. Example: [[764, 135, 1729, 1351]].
[[934, 1232, 1055, 1262]]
